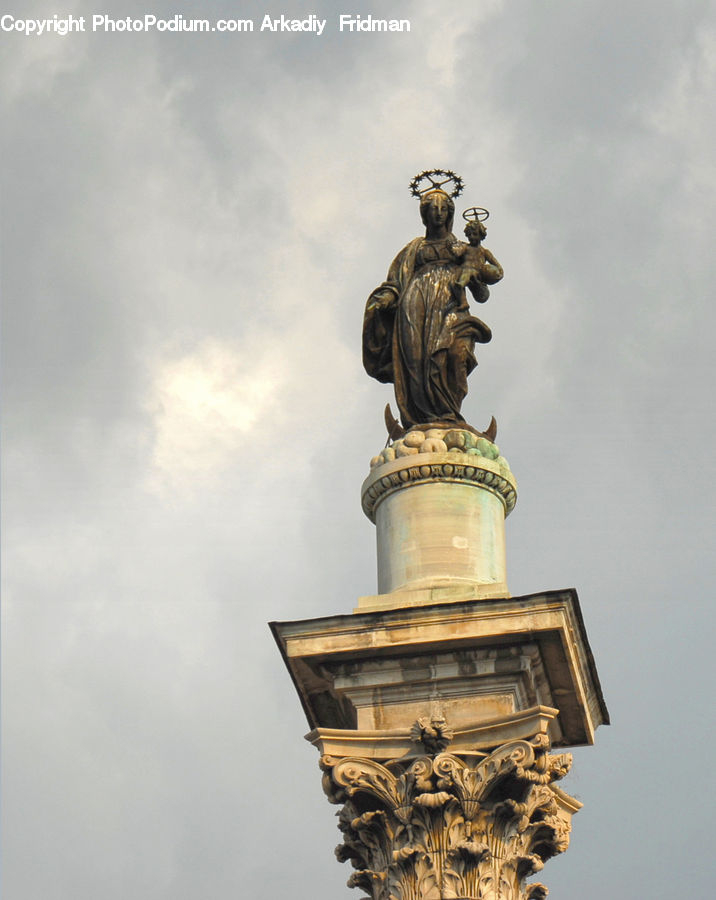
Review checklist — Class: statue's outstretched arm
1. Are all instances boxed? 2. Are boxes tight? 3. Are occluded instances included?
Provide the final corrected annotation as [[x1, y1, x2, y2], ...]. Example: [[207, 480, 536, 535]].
[[367, 283, 399, 311]]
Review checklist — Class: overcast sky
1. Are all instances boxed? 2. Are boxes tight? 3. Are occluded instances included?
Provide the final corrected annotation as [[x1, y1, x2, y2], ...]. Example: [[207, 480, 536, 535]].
[[2, 1, 715, 897]]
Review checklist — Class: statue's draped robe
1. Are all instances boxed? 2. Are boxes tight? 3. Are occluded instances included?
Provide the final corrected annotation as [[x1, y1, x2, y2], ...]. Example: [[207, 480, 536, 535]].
[[363, 236, 491, 429]]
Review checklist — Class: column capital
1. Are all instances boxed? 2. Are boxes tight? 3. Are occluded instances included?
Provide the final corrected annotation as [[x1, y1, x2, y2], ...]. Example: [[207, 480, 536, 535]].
[[320, 733, 578, 900]]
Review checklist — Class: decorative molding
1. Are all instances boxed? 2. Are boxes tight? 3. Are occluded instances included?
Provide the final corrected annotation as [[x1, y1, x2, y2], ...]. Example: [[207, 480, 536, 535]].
[[307, 706, 560, 760], [369, 427, 506, 468], [320, 734, 576, 900], [361, 454, 518, 522]]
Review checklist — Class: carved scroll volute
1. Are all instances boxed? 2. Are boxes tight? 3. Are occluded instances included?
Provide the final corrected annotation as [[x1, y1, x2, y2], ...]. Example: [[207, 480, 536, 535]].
[[480, 739, 535, 785], [434, 741, 535, 822], [322, 754, 435, 824], [324, 756, 400, 811]]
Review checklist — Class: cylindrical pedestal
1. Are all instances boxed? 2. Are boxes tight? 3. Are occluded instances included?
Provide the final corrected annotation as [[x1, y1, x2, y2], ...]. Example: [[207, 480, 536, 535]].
[[375, 477, 507, 594], [361, 442, 517, 600]]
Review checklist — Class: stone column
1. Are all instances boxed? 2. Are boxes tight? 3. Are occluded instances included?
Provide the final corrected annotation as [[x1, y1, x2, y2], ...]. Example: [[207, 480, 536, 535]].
[[271, 432, 607, 900]]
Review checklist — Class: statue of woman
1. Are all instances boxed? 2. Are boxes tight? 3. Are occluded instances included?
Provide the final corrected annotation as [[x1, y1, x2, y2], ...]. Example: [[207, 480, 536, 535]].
[[362, 175, 503, 429]]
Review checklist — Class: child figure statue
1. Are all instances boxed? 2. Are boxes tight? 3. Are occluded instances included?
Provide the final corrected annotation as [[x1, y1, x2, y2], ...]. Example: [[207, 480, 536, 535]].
[[453, 208, 504, 305]]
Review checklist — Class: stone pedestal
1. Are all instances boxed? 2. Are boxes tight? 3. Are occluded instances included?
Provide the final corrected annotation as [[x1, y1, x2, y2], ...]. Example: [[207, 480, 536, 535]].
[[271, 433, 607, 900], [271, 589, 607, 752], [359, 429, 516, 612]]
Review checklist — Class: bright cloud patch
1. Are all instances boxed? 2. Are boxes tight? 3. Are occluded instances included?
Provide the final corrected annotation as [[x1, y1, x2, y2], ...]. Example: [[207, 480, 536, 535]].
[[148, 339, 283, 491]]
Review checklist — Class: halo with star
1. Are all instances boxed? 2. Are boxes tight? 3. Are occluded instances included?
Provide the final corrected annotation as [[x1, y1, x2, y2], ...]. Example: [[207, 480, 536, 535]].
[[409, 169, 464, 199]]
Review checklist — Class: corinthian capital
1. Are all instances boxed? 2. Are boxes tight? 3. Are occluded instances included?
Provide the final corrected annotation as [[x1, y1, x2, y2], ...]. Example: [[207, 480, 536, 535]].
[[320, 735, 579, 900]]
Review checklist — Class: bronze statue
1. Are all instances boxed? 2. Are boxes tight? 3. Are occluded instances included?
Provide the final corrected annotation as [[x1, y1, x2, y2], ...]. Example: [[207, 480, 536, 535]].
[[362, 171, 503, 430]]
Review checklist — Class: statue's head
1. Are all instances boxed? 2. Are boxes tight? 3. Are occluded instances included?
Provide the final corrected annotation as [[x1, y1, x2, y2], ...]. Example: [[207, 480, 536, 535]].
[[464, 219, 487, 244], [420, 189, 455, 232]]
